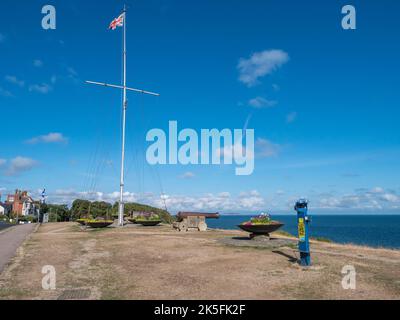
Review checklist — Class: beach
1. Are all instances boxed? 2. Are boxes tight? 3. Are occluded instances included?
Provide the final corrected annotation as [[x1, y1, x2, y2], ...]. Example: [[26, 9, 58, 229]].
[[0, 222, 399, 300]]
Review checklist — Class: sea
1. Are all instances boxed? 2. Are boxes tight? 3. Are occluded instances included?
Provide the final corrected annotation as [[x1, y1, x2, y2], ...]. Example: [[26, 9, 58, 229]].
[[207, 215, 400, 249]]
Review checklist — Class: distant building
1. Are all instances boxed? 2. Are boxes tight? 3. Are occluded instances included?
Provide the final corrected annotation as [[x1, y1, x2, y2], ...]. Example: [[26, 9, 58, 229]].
[[0, 202, 12, 216], [6, 190, 40, 217]]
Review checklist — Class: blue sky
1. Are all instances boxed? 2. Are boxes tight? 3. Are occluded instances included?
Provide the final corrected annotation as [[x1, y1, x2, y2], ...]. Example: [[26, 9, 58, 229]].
[[1, 0, 400, 213]]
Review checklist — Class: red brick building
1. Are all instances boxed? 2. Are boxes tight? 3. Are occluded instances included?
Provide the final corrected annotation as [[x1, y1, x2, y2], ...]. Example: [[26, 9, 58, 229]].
[[6, 190, 39, 216]]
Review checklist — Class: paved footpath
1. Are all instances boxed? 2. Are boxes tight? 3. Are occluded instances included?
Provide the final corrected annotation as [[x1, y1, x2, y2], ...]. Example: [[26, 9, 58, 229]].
[[0, 224, 37, 274]]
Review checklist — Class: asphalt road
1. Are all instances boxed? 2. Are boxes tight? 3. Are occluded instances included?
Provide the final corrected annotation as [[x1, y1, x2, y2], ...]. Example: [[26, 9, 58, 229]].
[[0, 223, 37, 274], [0, 222, 13, 232]]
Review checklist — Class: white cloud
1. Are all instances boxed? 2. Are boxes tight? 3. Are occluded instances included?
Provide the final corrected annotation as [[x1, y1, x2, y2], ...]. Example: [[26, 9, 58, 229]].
[[41, 189, 267, 212], [381, 193, 398, 203], [370, 187, 384, 194], [214, 137, 279, 169], [248, 97, 277, 109], [29, 83, 52, 94], [216, 141, 255, 162], [238, 49, 289, 87], [179, 172, 195, 179], [158, 190, 265, 212], [5, 157, 38, 176], [286, 112, 297, 124], [33, 59, 43, 67], [238, 190, 265, 209], [315, 187, 400, 211], [26, 132, 68, 145], [5, 75, 25, 87], [0, 159, 6, 166], [28, 186, 400, 213], [255, 138, 281, 158]]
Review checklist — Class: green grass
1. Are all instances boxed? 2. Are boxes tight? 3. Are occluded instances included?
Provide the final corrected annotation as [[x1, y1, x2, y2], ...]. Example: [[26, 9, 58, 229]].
[[311, 237, 333, 243], [275, 230, 294, 237]]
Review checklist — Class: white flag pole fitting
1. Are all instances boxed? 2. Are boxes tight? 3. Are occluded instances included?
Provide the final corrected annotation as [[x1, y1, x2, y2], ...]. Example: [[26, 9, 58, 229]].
[[85, 5, 160, 227], [85, 81, 160, 96]]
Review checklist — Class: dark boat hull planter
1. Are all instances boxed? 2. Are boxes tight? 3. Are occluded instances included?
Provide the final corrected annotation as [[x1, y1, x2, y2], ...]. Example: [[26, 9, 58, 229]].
[[86, 221, 114, 228], [137, 220, 161, 226], [238, 222, 284, 239]]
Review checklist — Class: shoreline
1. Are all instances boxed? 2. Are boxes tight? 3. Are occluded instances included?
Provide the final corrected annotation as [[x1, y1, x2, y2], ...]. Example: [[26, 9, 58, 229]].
[[207, 215, 400, 250], [210, 226, 400, 252]]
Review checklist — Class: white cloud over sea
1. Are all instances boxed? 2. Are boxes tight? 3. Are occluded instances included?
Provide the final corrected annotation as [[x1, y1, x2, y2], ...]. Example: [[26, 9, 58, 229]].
[[11, 187, 400, 213]]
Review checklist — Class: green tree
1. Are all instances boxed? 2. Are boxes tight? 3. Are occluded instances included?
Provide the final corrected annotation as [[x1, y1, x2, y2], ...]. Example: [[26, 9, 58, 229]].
[[90, 201, 112, 219], [47, 204, 70, 222], [70, 199, 90, 219], [112, 202, 174, 224]]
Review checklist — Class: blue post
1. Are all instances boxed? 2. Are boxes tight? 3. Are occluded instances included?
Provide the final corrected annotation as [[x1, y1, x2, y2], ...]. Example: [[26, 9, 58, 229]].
[[294, 199, 311, 266]]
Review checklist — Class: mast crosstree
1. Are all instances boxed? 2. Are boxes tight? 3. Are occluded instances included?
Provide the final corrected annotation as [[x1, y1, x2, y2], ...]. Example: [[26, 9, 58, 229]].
[[86, 6, 160, 227]]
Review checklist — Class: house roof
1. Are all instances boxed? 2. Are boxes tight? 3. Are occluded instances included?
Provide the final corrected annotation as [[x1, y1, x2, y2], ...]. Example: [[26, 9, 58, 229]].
[[0, 202, 12, 210], [7, 191, 34, 203]]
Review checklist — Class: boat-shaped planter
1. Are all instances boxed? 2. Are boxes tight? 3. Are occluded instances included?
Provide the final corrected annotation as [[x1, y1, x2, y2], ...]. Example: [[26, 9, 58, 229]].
[[137, 220, 162, 227], [77, 219, 88, 226], [86, 221, 114, 228], [128, 218, 138, 224], [238, 221, 284, 238]]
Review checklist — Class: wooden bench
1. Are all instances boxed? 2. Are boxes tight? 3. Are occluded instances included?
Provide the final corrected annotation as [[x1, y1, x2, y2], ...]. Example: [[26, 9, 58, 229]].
[[173, 212, 219, 232]]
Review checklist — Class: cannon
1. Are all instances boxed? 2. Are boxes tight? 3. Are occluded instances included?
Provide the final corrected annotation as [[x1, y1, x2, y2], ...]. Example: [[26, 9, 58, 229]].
[[173, 212, 219, 232]]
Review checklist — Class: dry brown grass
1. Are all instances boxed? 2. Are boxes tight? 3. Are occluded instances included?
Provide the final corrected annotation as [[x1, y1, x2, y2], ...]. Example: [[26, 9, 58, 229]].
[[0, 222, 399, 300]]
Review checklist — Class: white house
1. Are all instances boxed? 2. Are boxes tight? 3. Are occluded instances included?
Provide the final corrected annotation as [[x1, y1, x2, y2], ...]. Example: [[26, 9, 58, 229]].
[[22, 200, 39, 216]]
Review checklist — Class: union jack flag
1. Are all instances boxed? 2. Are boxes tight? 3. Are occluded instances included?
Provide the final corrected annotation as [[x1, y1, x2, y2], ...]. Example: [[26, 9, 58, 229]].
[[109, 13, 125, 30]]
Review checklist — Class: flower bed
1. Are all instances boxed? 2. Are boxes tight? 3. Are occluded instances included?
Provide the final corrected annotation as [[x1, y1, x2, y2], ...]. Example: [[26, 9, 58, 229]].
[[238, 213, 284, 236], [241, 213, 274, 226]]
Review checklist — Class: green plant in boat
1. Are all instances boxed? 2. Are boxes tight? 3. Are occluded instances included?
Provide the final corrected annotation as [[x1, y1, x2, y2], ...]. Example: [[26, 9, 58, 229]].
[[76, 218, 89, 225], [241, 213, 275, 226], [136, 214, 161, 222], [86, 220, 114, 224]]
